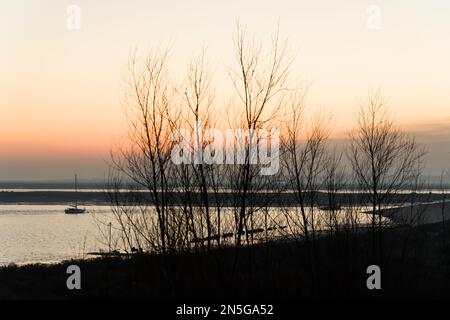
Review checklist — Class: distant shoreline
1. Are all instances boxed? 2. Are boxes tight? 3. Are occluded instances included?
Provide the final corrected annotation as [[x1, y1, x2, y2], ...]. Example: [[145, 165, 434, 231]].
[[0, 190, 447, 206]]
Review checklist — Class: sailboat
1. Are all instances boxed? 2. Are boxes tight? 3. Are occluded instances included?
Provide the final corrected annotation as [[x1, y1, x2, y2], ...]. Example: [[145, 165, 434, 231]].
[[64, 174, 86, 214]]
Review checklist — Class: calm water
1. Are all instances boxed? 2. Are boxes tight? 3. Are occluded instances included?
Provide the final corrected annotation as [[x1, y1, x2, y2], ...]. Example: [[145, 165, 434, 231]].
[[0, 205, 113, 265], [0, 203, 389, 265]]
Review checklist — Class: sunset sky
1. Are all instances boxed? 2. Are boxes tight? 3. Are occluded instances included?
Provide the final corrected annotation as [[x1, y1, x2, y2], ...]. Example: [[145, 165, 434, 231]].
[[1, 0, 449, 180]]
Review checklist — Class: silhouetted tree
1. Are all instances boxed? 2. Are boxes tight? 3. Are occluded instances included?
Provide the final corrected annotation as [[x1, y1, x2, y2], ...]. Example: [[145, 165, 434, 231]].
[[347, 91, 426, 264]]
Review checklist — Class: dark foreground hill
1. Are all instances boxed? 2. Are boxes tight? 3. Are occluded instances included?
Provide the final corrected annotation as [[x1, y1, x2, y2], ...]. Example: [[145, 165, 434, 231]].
[[1, 220, 450, 300]]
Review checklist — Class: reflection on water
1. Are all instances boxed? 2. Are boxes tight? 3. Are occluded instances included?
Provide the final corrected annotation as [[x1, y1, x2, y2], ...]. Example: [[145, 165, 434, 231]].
[[0, 205, 390, 265], [0, 205, 113, 265]]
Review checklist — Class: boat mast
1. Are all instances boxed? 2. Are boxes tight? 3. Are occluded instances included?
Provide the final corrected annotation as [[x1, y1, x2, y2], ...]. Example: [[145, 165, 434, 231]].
[[75, 173, 78, 208]]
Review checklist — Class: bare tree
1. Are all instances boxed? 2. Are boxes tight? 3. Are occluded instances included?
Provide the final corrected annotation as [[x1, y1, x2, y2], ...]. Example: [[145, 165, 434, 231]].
[[108, 48, 184, 255], [180, 48, 218, 250], [280, 91, 332, 290], [228, 23, 294, 248], [323, 148, 345, 238], [347, 91, 426, 264], [281, 92, 333, 238]]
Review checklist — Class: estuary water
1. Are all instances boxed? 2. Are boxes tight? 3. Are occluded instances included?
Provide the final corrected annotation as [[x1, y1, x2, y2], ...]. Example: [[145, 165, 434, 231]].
[[0, 205, 113, 265], [0, 202, 391, 265]]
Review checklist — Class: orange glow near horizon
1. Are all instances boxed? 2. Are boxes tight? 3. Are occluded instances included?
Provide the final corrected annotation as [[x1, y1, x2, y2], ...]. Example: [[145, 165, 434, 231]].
[[1, 0, 450, 179]]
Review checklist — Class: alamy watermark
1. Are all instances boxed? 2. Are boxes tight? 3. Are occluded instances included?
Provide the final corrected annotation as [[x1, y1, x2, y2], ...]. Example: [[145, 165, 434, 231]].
[[66, 264, 81, 290], [171, 122, 280, 175], [66, 5, 81, 31], [366, 5, 382, 30], [366, 265, 381, 290]]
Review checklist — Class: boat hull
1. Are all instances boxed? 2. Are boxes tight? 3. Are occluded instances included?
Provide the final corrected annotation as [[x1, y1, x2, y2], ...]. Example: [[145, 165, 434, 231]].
[[64, 208, 86, 214]]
